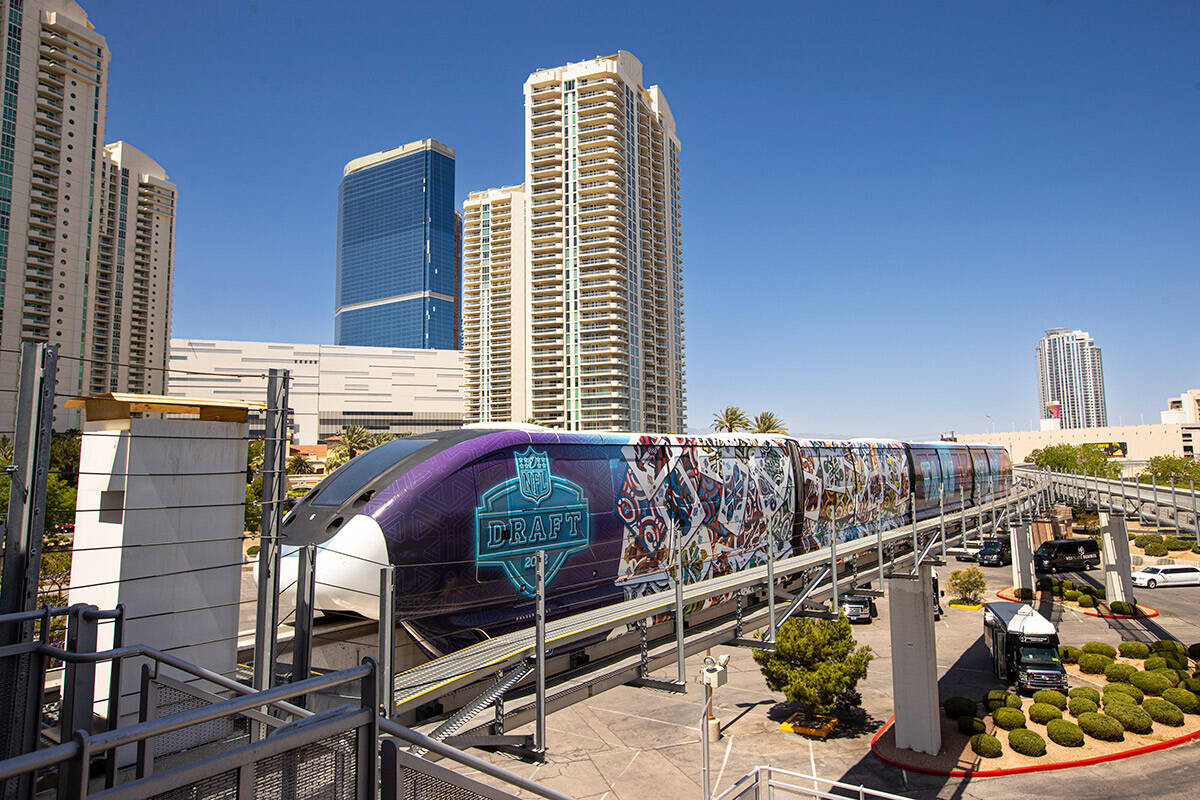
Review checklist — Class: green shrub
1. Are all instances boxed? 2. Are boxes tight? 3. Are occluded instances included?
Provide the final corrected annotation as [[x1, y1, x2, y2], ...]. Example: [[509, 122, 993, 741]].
[[1119, 640, 1151, 659], [1103, 692, 1137, 711], [1008, 728, 1046, 757], [1014, 587, 1034, 601], [1062, 579, 1076, 592], [1181, 677, 1200, 694], [1109, 601, 1138, 616], [1104, 682, 1145, 703], [1077, 711, 1124, 742], [1135, 534, 1163, 549], [1068, 696, 1098, 716], [1082, 642, 1118, 659], [1078, 653, 1114, 674], [1130, 671, 1171, 696], [1152, 668, 1182, 688], [958, 715, 987, 736], [1068, 686, 1100, 704], [245, 544, 260, 557], [1145, 656, 1167, 671], [1143, 542, 1169, 557], [1187, 643, 1200, 662], [1004, 692, 1023, 709], [971, 732, 1003, 758], [983, 689, 1010, 712], [1028, 702, 1063, 724], [993, 706, 1026, 730], [1078, 594, 1097, 608], [1064, 590, 1082, 602], [1150, 640, 1186, 656], [1105, 663, 1138, 683], [1046, 718, 1085, 747], [1143, 697, 1185, 726], [1051, 580, 1065, 597], [1165, 537, 1191, 551], [1161, 652, 1189, 670], [1032, 689, 1067, 710], [943, 696, 977, 719], [1104, 702, 1153, 734], [1036, 577, 1052, 591], [1161, 687, 1199, 714], [1128, 532, 1136, 541], [1059, 646, 1081, 664]]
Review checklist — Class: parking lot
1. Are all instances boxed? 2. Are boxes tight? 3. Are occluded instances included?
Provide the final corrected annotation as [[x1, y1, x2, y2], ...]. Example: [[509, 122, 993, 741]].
[[464, 561, 1200, 799]]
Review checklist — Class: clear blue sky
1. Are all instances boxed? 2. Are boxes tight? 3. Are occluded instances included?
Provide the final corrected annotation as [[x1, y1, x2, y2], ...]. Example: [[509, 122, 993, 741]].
[[86, 1, 1199, 439]]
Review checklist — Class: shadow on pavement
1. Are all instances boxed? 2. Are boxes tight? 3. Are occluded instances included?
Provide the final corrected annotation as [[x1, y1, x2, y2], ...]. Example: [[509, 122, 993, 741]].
[[1060, 569, 1178, 643]]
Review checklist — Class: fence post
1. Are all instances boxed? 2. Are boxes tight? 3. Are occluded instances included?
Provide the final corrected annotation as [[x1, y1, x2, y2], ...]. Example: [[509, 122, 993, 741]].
[[58, 604, 99, 800], [0, 342, 57, 795], [254, 369, 290, 693], [292, 543, 315, 698], [674, 528, 686, 683], [379, 565, 395, 719], [1151, 475, 1159, 532], [534, 549, 547, 759]]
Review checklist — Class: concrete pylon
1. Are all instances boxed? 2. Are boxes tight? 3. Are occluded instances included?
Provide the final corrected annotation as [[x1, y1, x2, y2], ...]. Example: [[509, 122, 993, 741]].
[[1010, 521, 1034, 594], [1101, 511, 1135, 604], [888, 563, 940, 755]]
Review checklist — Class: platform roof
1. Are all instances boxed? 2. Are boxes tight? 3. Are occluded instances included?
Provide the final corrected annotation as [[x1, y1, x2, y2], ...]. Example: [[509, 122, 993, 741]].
[[65, 393, 265, 423]]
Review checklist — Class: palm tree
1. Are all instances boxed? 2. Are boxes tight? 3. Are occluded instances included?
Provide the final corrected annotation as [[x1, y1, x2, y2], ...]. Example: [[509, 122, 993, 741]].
[[712, 406, 750, 432], [337, 425, 374, 459], [286, 454, 315, 475], [751, 411, 788, 434], [0, 435, 12, 465], [369, 432, 396, 448], [523, 418, 540, 426]]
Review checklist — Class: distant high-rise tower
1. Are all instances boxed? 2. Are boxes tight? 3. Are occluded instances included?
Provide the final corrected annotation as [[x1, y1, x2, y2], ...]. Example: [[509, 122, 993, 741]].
[[335, 139, 458, 350], [0, 0, 176, 428], [1036, 328, 1107, 429], [462, 185, 529, 423], [516, 50, 684, 431]]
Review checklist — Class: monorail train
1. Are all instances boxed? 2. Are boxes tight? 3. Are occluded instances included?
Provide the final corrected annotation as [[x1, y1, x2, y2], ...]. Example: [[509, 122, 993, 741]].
[[279, 426, 1010, 654]]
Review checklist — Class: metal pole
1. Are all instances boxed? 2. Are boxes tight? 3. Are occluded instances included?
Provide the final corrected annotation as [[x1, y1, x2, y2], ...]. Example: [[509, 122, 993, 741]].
[[535, 549, 547, 757], [254, 368, 289, 692], [700, 705, 711, 800], [829, 502, 839, 615], [959, 487, 966, 545], [911, 493, 919, 562], [875, 508, 885, 582], [1170, 479, 1178, 534], [292, 544, 315, 696], [379, 565, 395, 718], [674, 528, 686, 683], [1152, 475, 1159, 533], [1191, 480, 1198, 539], [939, 486, 946, 560], [1135, 471, 1143, 527]]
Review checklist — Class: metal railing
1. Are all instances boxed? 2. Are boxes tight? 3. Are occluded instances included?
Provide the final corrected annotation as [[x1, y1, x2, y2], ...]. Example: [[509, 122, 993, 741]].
[[714, 767, 909, 800]]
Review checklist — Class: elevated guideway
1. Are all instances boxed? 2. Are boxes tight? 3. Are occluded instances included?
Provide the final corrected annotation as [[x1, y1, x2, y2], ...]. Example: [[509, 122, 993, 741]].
[[1016, 466, 1198, 535]]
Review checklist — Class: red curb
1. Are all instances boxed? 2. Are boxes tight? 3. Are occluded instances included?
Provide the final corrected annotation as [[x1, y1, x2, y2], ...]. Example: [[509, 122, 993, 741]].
[[995, 587, 1158, 619], [869, 715, 1200, 777]]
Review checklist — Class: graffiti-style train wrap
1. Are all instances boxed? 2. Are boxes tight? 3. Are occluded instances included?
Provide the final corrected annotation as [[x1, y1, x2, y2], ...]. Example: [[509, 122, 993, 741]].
[[280, 427, 1010, 653]]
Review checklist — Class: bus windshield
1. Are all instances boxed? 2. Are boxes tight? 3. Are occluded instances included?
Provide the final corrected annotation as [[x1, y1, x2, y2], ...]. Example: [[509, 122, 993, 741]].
[[1018, 647, 1060, 666]]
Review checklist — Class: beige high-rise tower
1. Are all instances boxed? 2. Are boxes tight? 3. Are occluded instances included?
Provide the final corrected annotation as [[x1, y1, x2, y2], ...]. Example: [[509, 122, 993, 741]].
[[0, 1, 175, 428], [463, 185, 530, 424], [509, 50, 684, 432]]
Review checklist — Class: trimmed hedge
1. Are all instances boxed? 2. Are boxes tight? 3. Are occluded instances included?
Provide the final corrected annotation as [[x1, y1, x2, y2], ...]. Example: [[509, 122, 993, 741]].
[[1109, 601, 1138, 616], [1078, 653, 1115, 674], [1028, 702, 1063, 724], [1143, 697, 1185, 726], [944, 696, 977, 719], [1005, 693, 1023, 709], [1144, 542, 1169, 557], [1187, 643, 1200, 662], [1068, 686, 1100, 704], [1068, 696, 1098, 717], [1032, 689, 1067, 710], [1181, 677, 1200, 694], [1119, 640, 1151, 659], [1150, 640, 1186, 656], [1104, 682, 1145, 703], [1014, 587, 1034, 601], [993, 706, 1026, 730], [1165, 537, 1192, 552], [1046, 718, 1085, 747], [971, 732, 1003, 758], [1151, 668, 1182, 688], [1130, 670, 1171, 696], [1078, 594, 1096, 608], [1059, 646, 1081, 664], [1103, 692, 1137, 711], [1105, 663, 1138, 683], [1135, 534, 1164, 549], [1145, 656, 1167, 671], [1077, 711, 1125, 742], [1082, 641, 1118, 659], [1008, 728, 1047, 757], [983, 689, 1009, 712], [1036, 577, 1053, 591], [1161, 687, 1199, 714], [1062, 580, 1076, 592], [1104, 702, 1153, 734], [1064, 590, 1082, 602], [959, 715, 987, 736]]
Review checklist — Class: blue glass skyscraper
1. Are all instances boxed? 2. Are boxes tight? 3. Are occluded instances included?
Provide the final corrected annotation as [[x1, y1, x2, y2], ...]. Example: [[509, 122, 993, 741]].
[[335, 139, 459, 349]]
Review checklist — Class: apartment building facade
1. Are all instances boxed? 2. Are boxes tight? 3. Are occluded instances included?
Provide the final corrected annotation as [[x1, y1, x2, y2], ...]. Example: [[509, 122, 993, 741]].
[[1036, 328, 1107, 430], [335, 139, 459, 351]]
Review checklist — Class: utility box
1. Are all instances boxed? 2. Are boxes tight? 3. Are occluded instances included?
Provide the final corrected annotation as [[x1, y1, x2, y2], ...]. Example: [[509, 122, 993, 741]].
[[65, 393, 261, 728], [1032, 506, 1073, 548]]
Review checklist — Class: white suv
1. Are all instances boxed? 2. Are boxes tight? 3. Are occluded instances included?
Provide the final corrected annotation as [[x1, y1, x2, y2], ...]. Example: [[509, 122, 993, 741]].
[[1131, 565, 1200, 588]]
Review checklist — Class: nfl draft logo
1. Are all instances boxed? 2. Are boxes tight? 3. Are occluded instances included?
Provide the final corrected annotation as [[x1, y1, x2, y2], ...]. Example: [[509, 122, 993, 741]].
[[475, 448, 591, 595]]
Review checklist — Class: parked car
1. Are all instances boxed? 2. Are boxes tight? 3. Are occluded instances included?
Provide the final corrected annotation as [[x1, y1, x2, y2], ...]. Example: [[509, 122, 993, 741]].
[[840, 593, 875, 623], [977, 537, 1012, 567], [1034, 538, 1100, 573], [948, 544, 981, 562], [1131, 565, 1200, 589]]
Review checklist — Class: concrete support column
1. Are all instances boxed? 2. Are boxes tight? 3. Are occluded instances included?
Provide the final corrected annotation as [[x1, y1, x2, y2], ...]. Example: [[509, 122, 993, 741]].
[[1010, 521, 1034, 594], [1101, 512, 1135, 605], [888, 563, 940, 755]]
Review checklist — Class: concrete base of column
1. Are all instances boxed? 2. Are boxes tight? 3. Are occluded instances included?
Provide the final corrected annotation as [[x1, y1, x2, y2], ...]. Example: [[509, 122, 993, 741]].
[[1101, 512, 1135, 604], [1010, 521, 1034, 594], [888, 564, 940, 755]]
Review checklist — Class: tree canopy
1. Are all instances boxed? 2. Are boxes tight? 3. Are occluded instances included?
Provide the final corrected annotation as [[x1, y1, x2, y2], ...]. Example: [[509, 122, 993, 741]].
[[751, 411, 788, 434], [712, 406, 750, 432], [1024, 444, 1121, 479], [752, 615, 873, 717], [1138, 455, 1200, 485]]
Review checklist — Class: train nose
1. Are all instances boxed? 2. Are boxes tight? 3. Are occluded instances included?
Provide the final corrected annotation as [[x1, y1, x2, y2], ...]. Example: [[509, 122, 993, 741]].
[[261, 514, 389, 619]]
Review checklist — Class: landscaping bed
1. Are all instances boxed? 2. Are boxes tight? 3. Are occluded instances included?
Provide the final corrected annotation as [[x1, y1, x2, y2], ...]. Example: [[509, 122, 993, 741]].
[[996, 583, 1155, 619]]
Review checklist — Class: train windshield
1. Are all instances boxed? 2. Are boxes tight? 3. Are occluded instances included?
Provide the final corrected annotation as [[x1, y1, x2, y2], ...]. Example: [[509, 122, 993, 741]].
[[308, 437, 437, 507]]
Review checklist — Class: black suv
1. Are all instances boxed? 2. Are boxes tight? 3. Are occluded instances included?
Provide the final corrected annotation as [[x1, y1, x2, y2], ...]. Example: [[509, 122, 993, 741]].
[[977, 537, 1012, 567], [1034, 538, 1100, 573]]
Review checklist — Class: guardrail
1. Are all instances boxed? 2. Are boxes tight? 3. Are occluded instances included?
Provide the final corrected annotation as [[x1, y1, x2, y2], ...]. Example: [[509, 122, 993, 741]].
[[714, 766, 910, 800], [1017, 466, 1198, 536]]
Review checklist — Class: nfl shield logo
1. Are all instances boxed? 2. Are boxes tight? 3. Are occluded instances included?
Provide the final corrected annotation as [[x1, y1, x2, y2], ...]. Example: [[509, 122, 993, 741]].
[[515, 447, 552, 505]]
